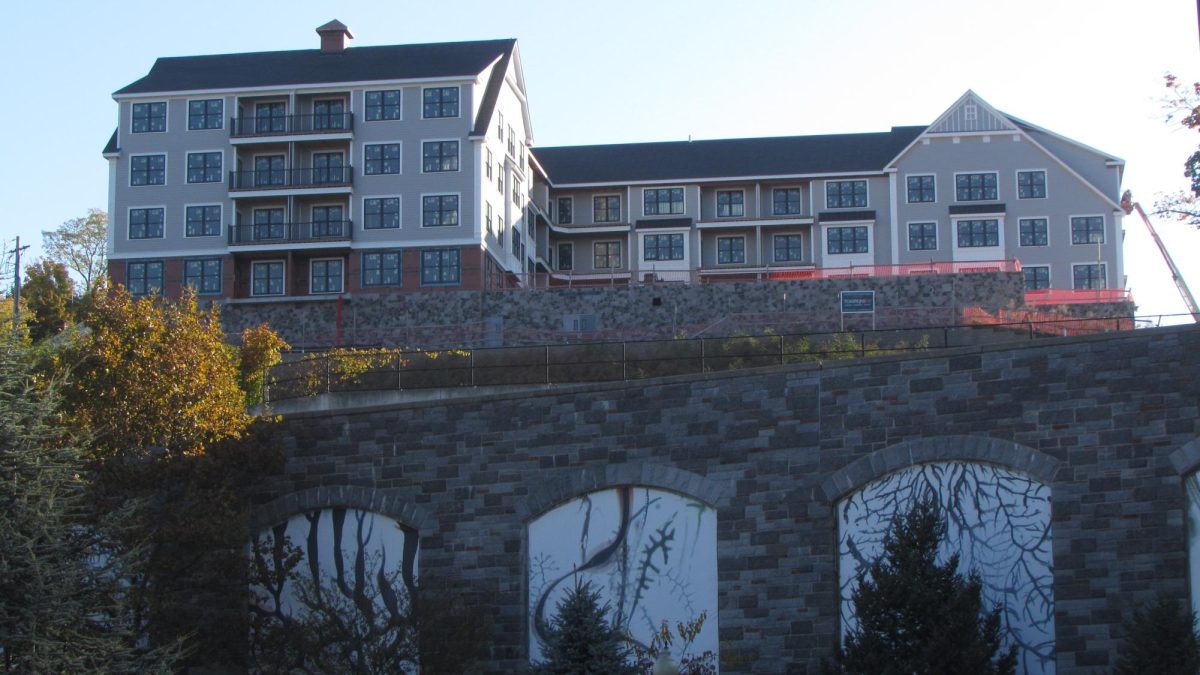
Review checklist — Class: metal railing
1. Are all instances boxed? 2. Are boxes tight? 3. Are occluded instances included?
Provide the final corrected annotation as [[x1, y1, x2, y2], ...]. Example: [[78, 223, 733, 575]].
[[230, 113, 354, 137], [229, 167, 353, 191], [1024, 289, 1134, 305], [262, 313, 1143, 403], [228, 220, 352, 246]]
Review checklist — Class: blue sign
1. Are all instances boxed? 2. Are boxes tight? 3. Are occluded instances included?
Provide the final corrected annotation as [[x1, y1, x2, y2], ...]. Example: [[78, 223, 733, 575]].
[[840, 291, 875, 314]]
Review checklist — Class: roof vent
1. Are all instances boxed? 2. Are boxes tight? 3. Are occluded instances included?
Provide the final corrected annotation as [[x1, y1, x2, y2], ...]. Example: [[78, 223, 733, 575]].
[[316, 19, 353, 54]]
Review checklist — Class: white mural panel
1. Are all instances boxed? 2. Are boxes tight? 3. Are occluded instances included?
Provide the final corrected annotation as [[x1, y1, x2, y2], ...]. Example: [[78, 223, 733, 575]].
[[837, 462, 1055, 675], [528, 486, 718, 663]]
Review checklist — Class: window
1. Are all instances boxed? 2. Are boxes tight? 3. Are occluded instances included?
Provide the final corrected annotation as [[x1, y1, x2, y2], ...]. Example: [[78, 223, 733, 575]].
[[485, 149, 493, 179], [364, 143, 400, 175], [183, 258, 222, 295], [955, 172, 998, 201], [513, 178, 522, 205], [773, 188, 802, 215], [1019, 218, 1048, 247], [312, 152, 345, 184], [558, 243, 574, 271], [1073, 263, 1107, 289], [310, 259, 343, 294], [907, 222, 937, 251], [594, 196, 621, 223], [130, 154, 165, 186], [497, 112, 504, 141], [311, 205, 344, 238], [253, 155, 285, 187], [253, 208, 285, 241], [507, 125, 516, 157], [906, 175, 935, 203], [644, 188, 684, 216], [186, 152, 222, 184], [362, 251, 401, 287], [1024, 266, 1050, 291], [128, 208, 164, 239], [126, 260, 163, 296], [773, 234, 804, 262], [254, 102, 287, 134], [510, 225, 520, 257], [185, 205, 221, 237], [422, 195, 459, 227], [312, 99, 346, 130], [364, 197, 400, 230], [643, 233, 684, 261], [1017, 170, 1047, 199], [422, 140, 459, 172], [422, 87, 459, 118], [1071, 216, 1105, 245], [956, 219, 1000, 247], [251, 261, 285, 296], [717, 236, 745, 264], [485, 202, 493, 235], [826, 181, 867, 209], [131, 102, 166, 133], [497, 216, 504, 246], [558, 197, 573, 225], [421, 248, 460, 285], [827, 226, 869, 254], [365, 90, 401, 121], [594, 242, 622, 269], [188, 99, 222, 130], [717, 190, 744, 218]]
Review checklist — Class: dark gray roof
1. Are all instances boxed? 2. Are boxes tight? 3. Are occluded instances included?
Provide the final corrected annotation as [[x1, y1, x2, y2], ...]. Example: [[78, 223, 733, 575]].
[[103, 129, 118, 155], [114, 39, 515, 95], [532, 127, 926, 185], [470, 46, 512, 137]]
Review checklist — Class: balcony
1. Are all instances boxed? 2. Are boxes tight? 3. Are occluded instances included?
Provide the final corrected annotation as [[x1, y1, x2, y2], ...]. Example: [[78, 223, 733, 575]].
[[228, 221, 353, 246], [229, 167, 353, 192], [230, 113, 354, 139]]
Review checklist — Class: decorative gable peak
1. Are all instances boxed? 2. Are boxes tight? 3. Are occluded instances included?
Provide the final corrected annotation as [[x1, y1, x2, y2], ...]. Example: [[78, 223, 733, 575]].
[[927, 90, 1017, 134]]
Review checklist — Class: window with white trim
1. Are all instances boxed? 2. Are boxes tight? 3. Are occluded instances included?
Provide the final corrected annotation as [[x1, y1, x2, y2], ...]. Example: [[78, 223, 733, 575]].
[[422, 195, 459, 227], [906, 175, 935, 203], [594, 241, 621, 269], [362, 251, 401, 287], [908, 222, 937, 251], [643, 233, 684, 261], [717, 236, 745, 264], [422, 140, 459, 172], [251, 261, 285, 296], [185, 205, 221, 237], [558, 197, 573, 225], [365, 90, 401, 121], [558, 243, 574, 271], [132, 102, 166, 133], [1073, 263, 1106, 289], [126, 260, 163, 296], [364, 198, 400, 230], [364, 143, 400, 175], [310, 259, 344, 294], [956, 219, 1000, 247], [594, 196, 621, 223], [827, 226, 869, 254], [421, 248, 460, 285], [188, 99, 222, 130], [186, 152, 222, 184], [311, 205, 344, 238], [717, 190, 744, 218], [1017, 171, 1047, 199], [1071, 216, 1104, 245], [1019, 218, 1048, 247], [955, 173, 998, 201], [826, 181, 867, 209], [773, 234, 804, 262], [1024, 266, 1050, 291], [128, 208, 164, 239], [131, 155, 165, 186], [773, 188, 802, 215], [183, 258, 222, 295], [422, 87, 459, 118], [643, 188, 684, 216]]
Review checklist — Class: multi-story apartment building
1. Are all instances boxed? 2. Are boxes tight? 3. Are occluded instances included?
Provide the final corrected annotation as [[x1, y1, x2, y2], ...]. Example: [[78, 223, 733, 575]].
[[105, 23, 1125, 302]]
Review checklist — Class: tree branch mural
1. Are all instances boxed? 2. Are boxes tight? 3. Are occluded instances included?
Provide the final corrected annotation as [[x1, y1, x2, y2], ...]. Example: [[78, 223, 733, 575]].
[[837, 462, 1055, 675]]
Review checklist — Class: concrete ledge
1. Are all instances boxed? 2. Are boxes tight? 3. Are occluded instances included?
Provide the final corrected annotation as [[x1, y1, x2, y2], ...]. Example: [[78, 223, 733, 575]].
[[1169, 437, 1200, 476], [249, 485, 435, 534], [516, 463, 730, 521]]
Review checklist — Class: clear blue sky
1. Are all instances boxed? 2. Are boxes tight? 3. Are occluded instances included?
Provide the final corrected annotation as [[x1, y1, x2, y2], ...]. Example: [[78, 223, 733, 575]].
[[3, 0, 1198, 319]]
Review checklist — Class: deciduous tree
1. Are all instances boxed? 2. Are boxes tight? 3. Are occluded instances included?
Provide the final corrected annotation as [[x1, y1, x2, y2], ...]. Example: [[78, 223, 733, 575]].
[[1155, 74, 1200, 227], [22, 259, 75, 341], [42, 208, 108, 293]]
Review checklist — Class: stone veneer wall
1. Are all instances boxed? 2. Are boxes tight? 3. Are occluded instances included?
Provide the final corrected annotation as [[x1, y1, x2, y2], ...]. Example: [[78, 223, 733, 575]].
[[220, 271, 1030, 349], [250, 324, 1200, 673]]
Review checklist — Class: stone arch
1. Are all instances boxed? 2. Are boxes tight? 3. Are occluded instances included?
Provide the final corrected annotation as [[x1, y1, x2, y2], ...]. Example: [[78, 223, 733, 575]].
[[516, 462, 730, 522], [820, 435, 1060, 504], [249, 485, 435, 534], [1168, 437, 1200, 476]]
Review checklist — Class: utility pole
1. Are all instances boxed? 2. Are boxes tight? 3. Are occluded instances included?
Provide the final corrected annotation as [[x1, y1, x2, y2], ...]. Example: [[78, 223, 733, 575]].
[[12, 236, 29, 329]]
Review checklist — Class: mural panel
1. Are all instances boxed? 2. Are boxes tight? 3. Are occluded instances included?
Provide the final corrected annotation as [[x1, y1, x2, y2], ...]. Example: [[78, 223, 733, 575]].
[[838, 462, 1055, 675], [1186, 474, 1200, 616], [527, 486, 718, 664]]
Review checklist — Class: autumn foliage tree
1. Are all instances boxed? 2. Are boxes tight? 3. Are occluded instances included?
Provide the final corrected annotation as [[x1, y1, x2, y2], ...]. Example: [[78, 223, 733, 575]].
[[1155, 74, 1200, 227], [22, 259, 76, 342], [42, 208, 108, 293]]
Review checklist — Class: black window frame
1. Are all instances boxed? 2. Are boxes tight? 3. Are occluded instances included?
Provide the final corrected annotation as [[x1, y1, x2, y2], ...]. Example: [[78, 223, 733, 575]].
[[717, 236, 746, 264], [253, 155, 286, 187], [956, 219, 1001, 248], [1073, 263, 1107, 290], [364, 143, 401, 175], [773, 234, 804, 262], [310, 258, 344, 294], [312, 98, 346, 131], [422, 194, 460, 227], [362, 251, 402, 287], [421, 248, 461, 285], [131, 102, 166, 133], [187, 99, 223, 130], [1024, 266, 1051, 291], [1071, 216, 1105, 245], [363, 197, 400, 230], [907, 222, 938, 251], [955, 172, 999, 201], [826, 180, 868, 209], [311, 205, 344, 238], [1019, 218, 1049, 247], [557, 197, 573, 225], [254, 102, 287, 134], [185, 205, 221, 237], [251, 261, 285, 296], [557, 243, 574, 271], [130, 154, 166, 186], [642, 233, 685, 261], [422, 87, 460, 119], [422, 140, 460, 173], [906, 175, 936, 203], [253, 208, 286, 241], [1017, 170, 1047, 199], [593, 241, 622, 269], [365, 90, 402, 121], [593, 196, 621, 223], [643, 188, 685, 216], [716, 190, 745, 218], [128, 207, 164, 240], [311, 152, 345, 185], [826, 226, 870, 254], [182, 257, 222, 295], [186, 151, 222, 184], [772, 188, 802, 215], [126, 260, 164, 296]]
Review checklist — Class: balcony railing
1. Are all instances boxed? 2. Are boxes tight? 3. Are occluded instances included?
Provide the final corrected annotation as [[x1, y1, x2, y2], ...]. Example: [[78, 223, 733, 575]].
[[228, 220, 353, 246], [230, 113, 354, 138], [229, 167, 353, 191]]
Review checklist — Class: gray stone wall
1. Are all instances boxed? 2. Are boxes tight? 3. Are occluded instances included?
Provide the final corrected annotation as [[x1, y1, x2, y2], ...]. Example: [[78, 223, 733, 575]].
[[251, 324, 1200, 673], [220, 271, 1031, 349]]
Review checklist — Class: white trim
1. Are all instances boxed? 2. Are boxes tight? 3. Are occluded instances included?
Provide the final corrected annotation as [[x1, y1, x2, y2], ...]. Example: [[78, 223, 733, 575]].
[[549, 223, 631, 234], [547, 170, 884, 190], [951, 170, 1000, 202], [556, 195, 575, 225], [126, 205, 167, 240], [592, 239, 624, 270], [129, 100, 168, 134], [950, 215, 1006, 261], [1014, 168, 1049, 200], [556, 241, 575, 272], [230, 131, 351, 146], [185, 96, 225, 131], [640, 185, 687, 217], [1023, 264, 1052, 290], [184, 148, 225, 185], [1070, 262, 1108, 290], [419, 191, 464, 228], [113, 75, 479, 100], [128, 152, 167, 188], [420, 84, 463, 120], [110, 248, 227, 260], [822, 178, 869, 210], [308, 257, 345, 295], [696, 217, 814, 229], [889, 172, 899, 265], [903, 173, 937, 204], [715, 188, 746, 219], [820, 223, 874, 267], [182, 202, 223, 238], [1016, 216, 1050, 248], [362, 86, 404, 122], [181, 255, 224, 296], [771, 231, 808, 264], [360, 194, 402, 230], [591, 193, 623, 224], [361, 140, 404, 176], [250, 259, 287, 297], [767, 185, 805, 217], [1068, 213, 1107, 245], [420, 137, 462, 174], [714, 234, 748, 266], [904, 220, 939, 253], [638, 230, 690, 269]]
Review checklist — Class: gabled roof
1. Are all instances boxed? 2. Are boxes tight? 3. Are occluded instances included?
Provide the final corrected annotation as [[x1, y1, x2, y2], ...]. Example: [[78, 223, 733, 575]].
[[470, 46, 513, 138], [532, 127, 925, 186], [113, 39, 516, 96], [102, 128, 118, 155]]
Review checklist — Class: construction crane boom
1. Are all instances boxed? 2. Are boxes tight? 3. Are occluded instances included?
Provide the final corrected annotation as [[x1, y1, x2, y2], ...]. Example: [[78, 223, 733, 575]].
[[1131, 202, 1200, 322]]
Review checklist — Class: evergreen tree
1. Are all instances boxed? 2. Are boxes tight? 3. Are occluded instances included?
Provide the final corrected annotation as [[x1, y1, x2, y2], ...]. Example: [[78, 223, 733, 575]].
[[829, 498, 1017, 675], [1113, 598, 1200, 675], [533, 579, 639, 675]]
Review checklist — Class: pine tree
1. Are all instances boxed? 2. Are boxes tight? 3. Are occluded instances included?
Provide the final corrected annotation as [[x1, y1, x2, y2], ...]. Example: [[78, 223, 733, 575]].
[[532, 579, 639, 675], [830, 498, 1017, 675], [1113, 598, 1200, 675]]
